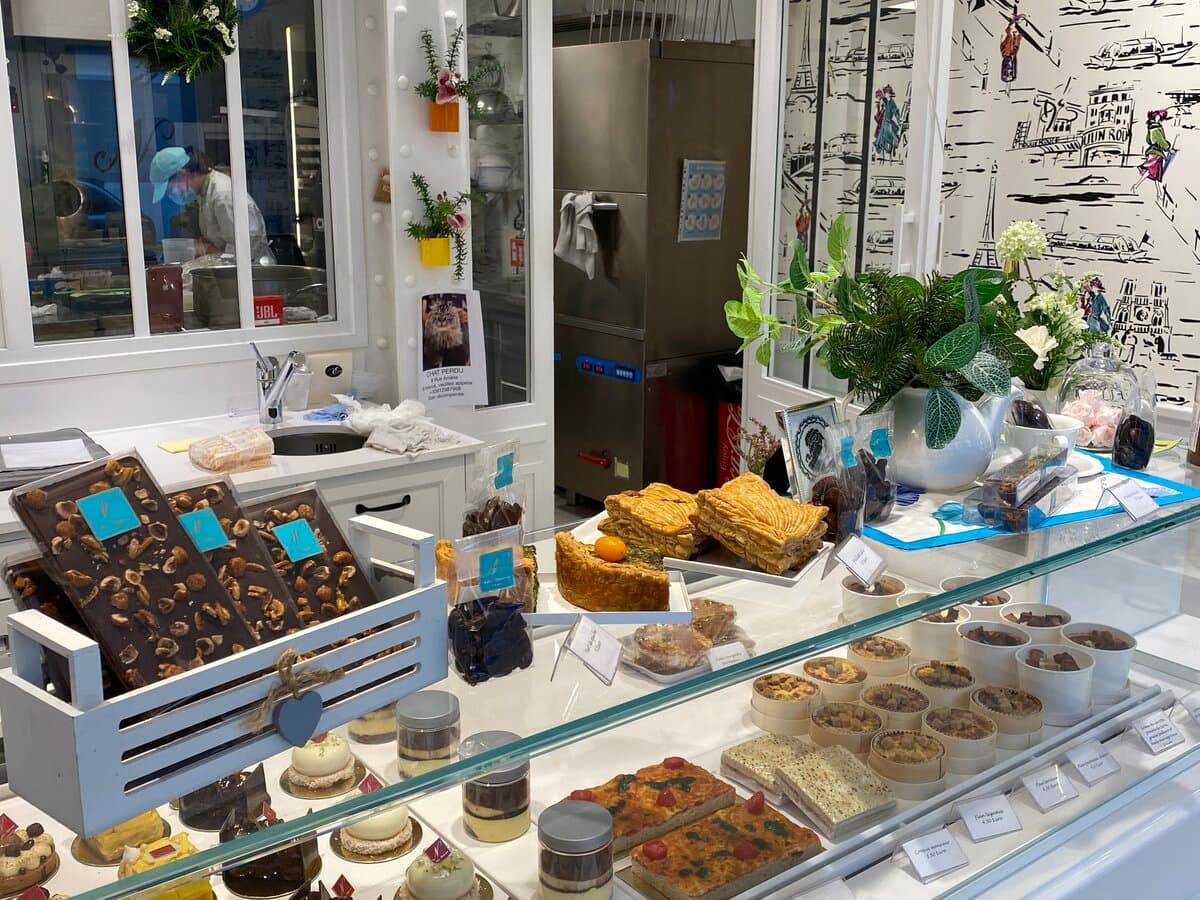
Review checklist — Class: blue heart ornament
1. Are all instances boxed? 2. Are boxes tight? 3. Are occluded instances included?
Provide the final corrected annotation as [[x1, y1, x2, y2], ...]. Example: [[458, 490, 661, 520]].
[[273, 691, 323, 747]]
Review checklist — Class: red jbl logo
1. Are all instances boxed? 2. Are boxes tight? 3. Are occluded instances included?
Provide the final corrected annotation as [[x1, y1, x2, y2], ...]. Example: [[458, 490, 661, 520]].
[[254, 294, 284, 326]]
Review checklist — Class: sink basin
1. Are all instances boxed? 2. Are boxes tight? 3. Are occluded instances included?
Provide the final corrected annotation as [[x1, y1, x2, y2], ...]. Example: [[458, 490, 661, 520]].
[[271, 426, 367, 456]]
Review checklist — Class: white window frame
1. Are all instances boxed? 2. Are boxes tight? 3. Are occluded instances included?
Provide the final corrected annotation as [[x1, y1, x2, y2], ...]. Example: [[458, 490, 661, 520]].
[[0, 0, 368, 385]]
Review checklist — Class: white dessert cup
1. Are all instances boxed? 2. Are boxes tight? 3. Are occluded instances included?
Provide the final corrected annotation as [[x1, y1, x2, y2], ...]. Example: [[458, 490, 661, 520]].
[[957, 621, 1028, 688], [941, 575, 1012, 623], [842, 574, 907, 623], [1063, 623, 1136, 705], [906, 602, 971, 662], [1001, 603, 1071, 645], [1017, 644, 1095, 726]]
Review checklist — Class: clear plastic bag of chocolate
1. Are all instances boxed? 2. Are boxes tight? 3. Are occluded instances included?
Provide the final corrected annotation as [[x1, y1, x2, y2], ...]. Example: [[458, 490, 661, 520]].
[[448, 526, 535, 685], [855, 411, 896, 525], [1113, 384, 1156, 471], [463, 441, 525, 537], [809, 423, 866, 545]]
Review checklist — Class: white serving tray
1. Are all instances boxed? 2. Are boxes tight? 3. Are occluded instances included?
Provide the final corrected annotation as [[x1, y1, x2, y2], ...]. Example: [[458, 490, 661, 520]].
[[0, 515, 450, 836], [524, 571, 692, 626], [619, 627, 757, 684]]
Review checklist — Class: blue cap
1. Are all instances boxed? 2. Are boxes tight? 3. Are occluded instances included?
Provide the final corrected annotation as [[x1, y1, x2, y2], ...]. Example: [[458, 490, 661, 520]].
[[150, 147, 190, 203]]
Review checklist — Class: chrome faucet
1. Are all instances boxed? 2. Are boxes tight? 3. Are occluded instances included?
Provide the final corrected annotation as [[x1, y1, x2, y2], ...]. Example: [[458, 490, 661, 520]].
[[253, 342, 305, 425]]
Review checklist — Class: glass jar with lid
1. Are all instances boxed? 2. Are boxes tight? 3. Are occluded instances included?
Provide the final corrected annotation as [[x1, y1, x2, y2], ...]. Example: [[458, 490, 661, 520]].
[[460, 730, 530, 843], [1057, 342, 1138, 451], [395, 690, 460, 778], [538, 800, 614, 900]]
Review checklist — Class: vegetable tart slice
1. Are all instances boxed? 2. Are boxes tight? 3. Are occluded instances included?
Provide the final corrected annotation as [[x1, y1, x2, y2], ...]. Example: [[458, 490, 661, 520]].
[[554, 531, 670, 613]]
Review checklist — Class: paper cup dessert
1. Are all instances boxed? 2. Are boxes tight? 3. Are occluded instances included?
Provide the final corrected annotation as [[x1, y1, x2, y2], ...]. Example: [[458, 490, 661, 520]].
[[909, 660, 975, 708], [890, 592, 931, 644], [1063, 624, 1136, 705], [902, 599, 970, 662], [842, 574, 907, 623], [1002, 603, 1071, 645], [957, 621, 1028, 688], [810, 701, 882, 756], [803, 656, 868, 702], [869, 730, 948, 801], [861, 682, 931, 731], [848, 635, 912, 684], [750, 672, 820, 735], [1017, 643, 1094, 726], [922, 707, 997, 774], [941, 575, 1012, 623], [970, 685, 1044, 750]]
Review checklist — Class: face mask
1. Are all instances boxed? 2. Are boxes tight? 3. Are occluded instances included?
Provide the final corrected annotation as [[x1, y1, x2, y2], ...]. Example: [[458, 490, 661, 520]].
[[169, 184, 196, 206]]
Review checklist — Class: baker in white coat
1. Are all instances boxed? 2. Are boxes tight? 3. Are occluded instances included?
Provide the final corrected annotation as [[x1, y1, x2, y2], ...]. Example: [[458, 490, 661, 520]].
[[149, 146, 275, 263]]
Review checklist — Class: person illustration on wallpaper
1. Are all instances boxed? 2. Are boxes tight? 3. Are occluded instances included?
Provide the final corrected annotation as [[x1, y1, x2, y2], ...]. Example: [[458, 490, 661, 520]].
[[1134, 109, 1175, 201], [1000, 12, 1024, 87], [873, 86, 904, 162], [1080, 276, 1112, 335]]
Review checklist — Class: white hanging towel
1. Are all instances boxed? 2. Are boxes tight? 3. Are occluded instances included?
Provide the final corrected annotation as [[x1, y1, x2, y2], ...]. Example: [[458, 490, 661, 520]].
[[554, 191, 598, 280]]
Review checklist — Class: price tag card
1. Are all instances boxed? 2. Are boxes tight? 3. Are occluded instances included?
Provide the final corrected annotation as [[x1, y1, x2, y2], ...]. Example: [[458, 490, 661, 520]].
[[179, 507, 231, 553], [957, 794, 1022, 843], [1020, 764, 1079, 812], [1180, 692, 1200, 726], [552, 616, 622, 686], [1102, 479, 1157, 521], [792, 878, 855, 899], [274, 518, 325, 563], [1132, 709, 1185, 755], [899, 827, 969, 884], [479, 547, 516, 593], [836, 535, 885, 588], [707, 642, 750, 671], [1066, 739, 1121, 786], [77, 487, 141, 541]]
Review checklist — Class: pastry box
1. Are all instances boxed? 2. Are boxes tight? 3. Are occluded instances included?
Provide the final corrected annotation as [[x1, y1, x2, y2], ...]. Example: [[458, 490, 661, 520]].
[[921, 707, 998, 759], [802, 656, 867, 702], [860, 682, 930, 730], [868, 729, 947, 794], [981, 442, 1070, 507], [962, 466, 1079, 532], [909, 660, 976, 709], [809, 701, 882, 755], [969, 685, 1044, 738]]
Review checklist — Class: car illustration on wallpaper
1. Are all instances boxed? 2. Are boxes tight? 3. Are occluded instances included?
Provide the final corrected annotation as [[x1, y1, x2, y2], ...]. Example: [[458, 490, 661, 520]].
[[1088, 37, 1196, 69]]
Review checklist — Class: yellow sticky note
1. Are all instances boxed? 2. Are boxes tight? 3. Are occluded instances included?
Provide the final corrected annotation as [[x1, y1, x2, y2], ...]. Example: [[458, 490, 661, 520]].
[[158, 438, 196, 454]]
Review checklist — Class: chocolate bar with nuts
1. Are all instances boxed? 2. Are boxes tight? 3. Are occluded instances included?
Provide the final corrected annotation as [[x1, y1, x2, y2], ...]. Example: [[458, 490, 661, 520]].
[[9, 452, 259, 688], [983, 442, 1070, 507], [245, 486, 381, 626], [167, 477, 305, 642]]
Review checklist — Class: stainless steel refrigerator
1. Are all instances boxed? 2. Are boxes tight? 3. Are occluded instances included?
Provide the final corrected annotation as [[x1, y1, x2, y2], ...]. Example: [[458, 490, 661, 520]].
[[553, 40, 753, 503]]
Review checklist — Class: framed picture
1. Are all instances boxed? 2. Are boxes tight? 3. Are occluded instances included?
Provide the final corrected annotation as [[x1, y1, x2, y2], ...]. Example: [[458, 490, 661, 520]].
[[776, 399, 840, 500]]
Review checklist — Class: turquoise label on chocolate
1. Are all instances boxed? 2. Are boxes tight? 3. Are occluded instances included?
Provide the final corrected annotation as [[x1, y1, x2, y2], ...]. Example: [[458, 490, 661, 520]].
[[180, 507, 231, 553], [840, 435, 857, 469], [870, 427, 893, 459], [479, 547, 515, 592], [77, 487, 140, 541], [494, 453, 515, 489], [274, 518, 325, 562]]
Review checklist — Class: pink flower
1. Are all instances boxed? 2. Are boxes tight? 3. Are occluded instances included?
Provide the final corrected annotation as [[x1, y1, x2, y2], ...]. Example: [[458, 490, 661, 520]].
[[435, 68, 457, 104], [446, 212, 467, 230]]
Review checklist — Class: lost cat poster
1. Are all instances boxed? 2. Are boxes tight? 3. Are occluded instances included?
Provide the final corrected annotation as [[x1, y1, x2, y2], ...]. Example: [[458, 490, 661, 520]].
[[418, 290, 487, 408]]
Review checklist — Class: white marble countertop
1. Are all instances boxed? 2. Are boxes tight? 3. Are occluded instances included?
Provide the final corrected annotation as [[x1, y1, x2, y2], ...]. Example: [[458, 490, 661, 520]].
[[0, 411, 481, 542]]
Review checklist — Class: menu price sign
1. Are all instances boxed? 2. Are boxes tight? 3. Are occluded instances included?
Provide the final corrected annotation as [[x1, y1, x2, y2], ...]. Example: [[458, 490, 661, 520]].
[[1021, 764, 1079, 812], [1066, 739, 1121, 786], [707, 642, 750, 671], [551, 616, 622, 686], [836, 536, 885, 589], [1132, 710, 1185, 755], [957, 794, 1022, 843], [1180, 692, 1200, 727], [899, 828, 969, 884], [1101, 478, 1157, 521]]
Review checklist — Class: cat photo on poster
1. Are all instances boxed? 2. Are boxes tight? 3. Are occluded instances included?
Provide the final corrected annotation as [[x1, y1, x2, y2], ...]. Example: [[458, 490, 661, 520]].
[[418, 291, 488, 408]]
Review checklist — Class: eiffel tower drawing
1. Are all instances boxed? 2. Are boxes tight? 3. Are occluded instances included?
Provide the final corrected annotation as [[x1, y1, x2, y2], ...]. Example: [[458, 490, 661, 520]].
[[972, 162, 1000, 269], [786, 2, 817, 110]]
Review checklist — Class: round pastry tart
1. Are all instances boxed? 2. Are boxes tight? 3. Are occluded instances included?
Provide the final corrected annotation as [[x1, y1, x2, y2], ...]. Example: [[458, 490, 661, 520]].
[[970, 686, 1043, 749], [0, 823, 58, 896], [802, 656, 867, 702], [869, 730, 947, 799], [752, 673, 819, 717], [849, 635, 912, 681], [810, 701, 882, 755], [910, 660, 975, 709], [860, 682, 931, 730], [922, 707, 997, 772]]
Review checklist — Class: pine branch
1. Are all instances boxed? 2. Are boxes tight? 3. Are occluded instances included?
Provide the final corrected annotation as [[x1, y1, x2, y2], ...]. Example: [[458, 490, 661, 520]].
[[446, 26, 464, 73], [419, 29, 439, 78]]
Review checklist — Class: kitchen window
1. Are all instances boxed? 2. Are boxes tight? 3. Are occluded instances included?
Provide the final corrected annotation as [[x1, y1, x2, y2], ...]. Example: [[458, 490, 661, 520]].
[[0, 0, 358, 373]]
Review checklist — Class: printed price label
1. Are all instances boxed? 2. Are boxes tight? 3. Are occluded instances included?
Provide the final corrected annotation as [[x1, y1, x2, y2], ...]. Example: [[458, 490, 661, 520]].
[[707, 642, 750, 671], [836, 535, 885, 588], [179, 507, 231, 553], [793, 879, 855, 899], [958, 794, 1022, 843], [552, 616, 622, 686], [494, 452, 515, 489], [274, 518, 325, 563], [1021, 764, 1079, 812], [900, 827, 969, 883], [1132, 710, 1185, 755], [77, 487, 141, 541], [1103, 479, 1157, 521], [479, 547, 516, 593], [1181, 692, 1200, 726], [1066, 739, 1121, 786]]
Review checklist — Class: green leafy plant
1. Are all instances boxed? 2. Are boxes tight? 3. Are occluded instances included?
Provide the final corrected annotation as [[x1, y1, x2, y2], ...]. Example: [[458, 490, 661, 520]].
[[727, 214, 1036, 449], [404, 173, 477, 281], [414, 27, 500, 107], [125, 1, 240, 84]]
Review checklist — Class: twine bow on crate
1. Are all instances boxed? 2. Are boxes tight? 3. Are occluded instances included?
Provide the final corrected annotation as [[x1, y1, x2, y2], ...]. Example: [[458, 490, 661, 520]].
[[244, 648, 334, 746]]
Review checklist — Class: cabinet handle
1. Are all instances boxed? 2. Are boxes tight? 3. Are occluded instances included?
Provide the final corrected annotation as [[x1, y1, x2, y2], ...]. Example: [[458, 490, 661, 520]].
[[355, 494, 412, 515], [578, 452, 611, 469]]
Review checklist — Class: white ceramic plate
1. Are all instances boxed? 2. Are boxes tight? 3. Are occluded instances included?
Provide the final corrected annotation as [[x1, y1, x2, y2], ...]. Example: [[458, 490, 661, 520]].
[[524, 570, 692, 626], [1069, 451, 1104, 479], [619, 627, 756, 684]]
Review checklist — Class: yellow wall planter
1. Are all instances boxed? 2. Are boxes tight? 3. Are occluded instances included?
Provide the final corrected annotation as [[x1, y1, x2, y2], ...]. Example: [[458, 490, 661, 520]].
[[428, 101, 460, 133], [420, 237, 452, 267]]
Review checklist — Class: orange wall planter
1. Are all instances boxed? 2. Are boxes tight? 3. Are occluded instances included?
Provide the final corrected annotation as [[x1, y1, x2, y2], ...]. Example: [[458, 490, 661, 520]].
[[420, 237, 452, 267], [428, 101, 460, 133]]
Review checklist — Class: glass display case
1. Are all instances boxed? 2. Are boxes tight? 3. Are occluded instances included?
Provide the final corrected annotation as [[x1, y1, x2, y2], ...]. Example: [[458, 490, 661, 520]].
[[4, 451, 1195, 899]]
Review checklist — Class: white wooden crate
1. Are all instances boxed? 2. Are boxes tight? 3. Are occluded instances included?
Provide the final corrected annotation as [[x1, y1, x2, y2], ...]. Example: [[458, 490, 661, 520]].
[[0, 515, 449, 836]]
